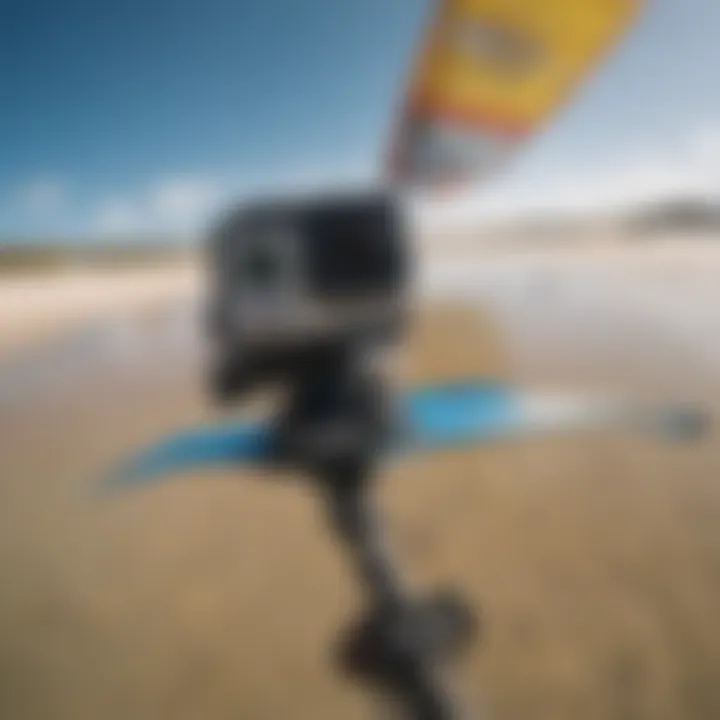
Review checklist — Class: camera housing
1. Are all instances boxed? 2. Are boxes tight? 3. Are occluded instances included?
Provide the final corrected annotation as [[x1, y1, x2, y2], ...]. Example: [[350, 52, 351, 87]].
[[205, 189, 410, 400]]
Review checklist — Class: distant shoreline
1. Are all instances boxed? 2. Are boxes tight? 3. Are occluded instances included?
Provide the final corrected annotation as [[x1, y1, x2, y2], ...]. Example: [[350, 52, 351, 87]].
[[3, 235, 720, 372], [0, 243, 195, 276]]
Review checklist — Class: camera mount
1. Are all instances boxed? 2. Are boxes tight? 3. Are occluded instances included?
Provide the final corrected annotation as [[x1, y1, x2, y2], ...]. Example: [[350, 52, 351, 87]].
[[268, 343, 478, 719]]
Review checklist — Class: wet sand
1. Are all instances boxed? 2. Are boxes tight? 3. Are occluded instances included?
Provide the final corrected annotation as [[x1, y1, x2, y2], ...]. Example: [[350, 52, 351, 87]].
[[1, 251, 720, 720]]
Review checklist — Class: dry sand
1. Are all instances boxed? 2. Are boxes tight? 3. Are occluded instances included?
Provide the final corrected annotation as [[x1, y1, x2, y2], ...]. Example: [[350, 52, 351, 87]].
[[1, 251, 720, 720]]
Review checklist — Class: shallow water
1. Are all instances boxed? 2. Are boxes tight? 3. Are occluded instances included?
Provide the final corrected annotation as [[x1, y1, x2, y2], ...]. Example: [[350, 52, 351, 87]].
[[4, 246, 719, 415]]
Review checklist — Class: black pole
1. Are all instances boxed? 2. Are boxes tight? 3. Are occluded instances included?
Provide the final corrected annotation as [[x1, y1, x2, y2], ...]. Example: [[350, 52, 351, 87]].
[[324, 465, 463, 720], [274, 348, 475, 719], [324, 470, 409, 610]]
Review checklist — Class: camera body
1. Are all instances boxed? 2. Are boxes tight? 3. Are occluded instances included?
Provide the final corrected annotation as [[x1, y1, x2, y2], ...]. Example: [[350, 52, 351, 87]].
[[205, 189, 410, 400]]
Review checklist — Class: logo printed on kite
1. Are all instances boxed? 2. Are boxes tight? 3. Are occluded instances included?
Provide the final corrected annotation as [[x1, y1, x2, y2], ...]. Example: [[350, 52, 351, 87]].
[[450, 20, 543, 78]]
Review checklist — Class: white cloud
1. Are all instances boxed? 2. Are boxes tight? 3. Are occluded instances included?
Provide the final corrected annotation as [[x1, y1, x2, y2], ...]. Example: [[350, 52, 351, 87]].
[[86, 127, 720, 237], [89, 160, 374, 237], [92, 175, 226, 236], [149, 176, 223, 230], [15, 177, 68, 214], [416, 124, 720, 230], [94, 200, 142, 234]]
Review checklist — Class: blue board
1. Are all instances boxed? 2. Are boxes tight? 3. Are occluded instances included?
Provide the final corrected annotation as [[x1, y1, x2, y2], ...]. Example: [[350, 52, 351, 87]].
[[403, 382, 516, 449], [103, 379, 709, 492], [105, 382, 520, 491]]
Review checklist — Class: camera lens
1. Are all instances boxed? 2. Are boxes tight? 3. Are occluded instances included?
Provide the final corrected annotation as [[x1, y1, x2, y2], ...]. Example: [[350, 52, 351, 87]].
[[243, 246, 280, 289]]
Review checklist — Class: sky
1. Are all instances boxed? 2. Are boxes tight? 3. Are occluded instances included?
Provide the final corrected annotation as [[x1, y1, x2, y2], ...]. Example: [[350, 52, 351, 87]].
[[1, 0, 719, 239]]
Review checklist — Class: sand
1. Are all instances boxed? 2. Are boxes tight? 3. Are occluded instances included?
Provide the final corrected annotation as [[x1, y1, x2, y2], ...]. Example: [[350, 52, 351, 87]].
[[1, 247, 720, 720]]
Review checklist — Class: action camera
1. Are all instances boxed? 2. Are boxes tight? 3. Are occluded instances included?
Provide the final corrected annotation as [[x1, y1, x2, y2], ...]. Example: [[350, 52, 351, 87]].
[[205, 190, 410, 400]]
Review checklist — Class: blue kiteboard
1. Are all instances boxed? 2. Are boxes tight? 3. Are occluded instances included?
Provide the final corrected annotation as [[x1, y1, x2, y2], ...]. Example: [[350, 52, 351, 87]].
[[105, 380, 708, 492]]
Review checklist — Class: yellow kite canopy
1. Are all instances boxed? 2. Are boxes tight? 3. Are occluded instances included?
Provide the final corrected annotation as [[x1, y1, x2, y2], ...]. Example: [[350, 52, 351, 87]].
[[389, 0, 641, 189]]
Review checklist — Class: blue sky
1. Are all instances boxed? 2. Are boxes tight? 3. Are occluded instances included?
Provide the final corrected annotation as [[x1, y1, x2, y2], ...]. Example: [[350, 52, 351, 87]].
[[1, 0, 719, 238]]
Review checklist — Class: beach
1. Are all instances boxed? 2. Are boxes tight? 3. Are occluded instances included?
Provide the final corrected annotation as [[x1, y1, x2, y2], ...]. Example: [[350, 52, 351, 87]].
[[1, 238, 720, 719]]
